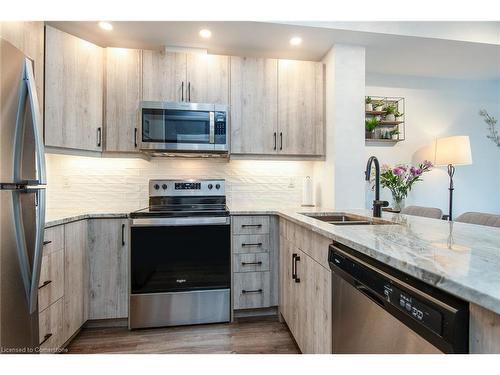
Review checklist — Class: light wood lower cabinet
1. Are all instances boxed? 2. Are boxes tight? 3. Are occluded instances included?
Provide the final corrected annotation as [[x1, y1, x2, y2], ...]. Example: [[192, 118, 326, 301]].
[[63, 220, 88, 342], [38, 249, 64, 312], [279, 219, 332, 354], [88, 218, 129, 319], [38, 297, 65, 353]]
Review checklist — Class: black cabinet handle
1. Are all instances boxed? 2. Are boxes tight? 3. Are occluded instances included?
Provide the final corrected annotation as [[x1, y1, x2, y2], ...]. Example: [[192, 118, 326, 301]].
[[241, 224, 262, 228], [181, 81, 184, 101], [43, 240, 52, 246], [292, 253, 297, 280], [294, 255, 301, 283], [39, 333, 52, 346], [241, 261, 263, 266], [242, 289, 263, 294], [241, 242, 262, 247], [279, 132, 283, 150], [97, 127, 102, 147], [121, 223, 125, 246], [38, 280, 52, 289], [134, 128, 138, 148], [273, 132, 277, 150], [188, 82, 191, 102]]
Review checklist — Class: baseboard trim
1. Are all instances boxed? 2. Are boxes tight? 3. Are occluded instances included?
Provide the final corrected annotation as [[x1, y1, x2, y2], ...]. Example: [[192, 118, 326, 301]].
[[84, 318, 128, 329]]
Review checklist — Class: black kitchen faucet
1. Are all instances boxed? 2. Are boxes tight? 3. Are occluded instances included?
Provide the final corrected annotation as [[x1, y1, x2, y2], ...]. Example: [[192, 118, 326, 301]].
[[365, 156, 389, 218]]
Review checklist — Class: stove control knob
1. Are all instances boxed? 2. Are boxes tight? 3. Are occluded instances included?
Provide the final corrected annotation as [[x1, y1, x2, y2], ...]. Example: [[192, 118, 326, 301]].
[[215, 184, 221, 190], [154, 184, 160, 190], [162, 184, 168, 190], [208, 184, 213, 190]]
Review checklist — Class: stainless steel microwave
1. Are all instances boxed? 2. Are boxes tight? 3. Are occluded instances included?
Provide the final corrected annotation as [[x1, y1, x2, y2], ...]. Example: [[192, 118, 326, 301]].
[[140, 102, 229, 154]]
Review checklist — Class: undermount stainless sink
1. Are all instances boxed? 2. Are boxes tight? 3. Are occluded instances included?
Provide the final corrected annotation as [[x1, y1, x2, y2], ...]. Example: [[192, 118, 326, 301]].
[[301, 213, 395, 226]]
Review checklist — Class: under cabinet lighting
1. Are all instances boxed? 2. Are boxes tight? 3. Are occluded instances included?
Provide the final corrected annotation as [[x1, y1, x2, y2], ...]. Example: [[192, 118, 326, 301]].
[[98, 22, 113, 31]]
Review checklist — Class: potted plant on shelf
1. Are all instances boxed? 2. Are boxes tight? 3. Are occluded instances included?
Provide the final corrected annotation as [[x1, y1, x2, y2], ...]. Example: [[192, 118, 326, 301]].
[[383, 104, 397, 122], [379, 160, 433, 211], [365, 117, 380, 139], [389, 129, 400, 140], [395, 111, 404, 122], [365, 96, 373, 111], [373, 100, 385, 112]]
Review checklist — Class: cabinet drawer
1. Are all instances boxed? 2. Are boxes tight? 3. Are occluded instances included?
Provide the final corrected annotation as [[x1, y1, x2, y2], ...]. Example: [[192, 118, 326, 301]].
[[233, 272, 271, 309], [232, 234, 270, 254], [232, 216, 270, 235], [43, 225, 64, 255], [233, 252, 270, 273], [38, 297, 65, 353], [38, 249, 64, 312]]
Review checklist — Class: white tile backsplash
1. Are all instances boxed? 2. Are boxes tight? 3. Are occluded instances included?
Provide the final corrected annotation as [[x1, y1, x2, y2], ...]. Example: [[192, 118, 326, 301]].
[[46, 154, 315, 213]]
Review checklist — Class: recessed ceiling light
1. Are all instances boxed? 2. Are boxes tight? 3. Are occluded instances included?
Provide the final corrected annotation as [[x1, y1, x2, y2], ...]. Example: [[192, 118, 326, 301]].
[[199, 29, 212, 39], [289, 36, 302, 46], [98, 21, 113, 31]]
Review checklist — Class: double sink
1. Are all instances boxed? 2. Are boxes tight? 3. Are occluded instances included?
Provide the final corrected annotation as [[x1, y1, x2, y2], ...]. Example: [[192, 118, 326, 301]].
[[301, 213, 395, 226]]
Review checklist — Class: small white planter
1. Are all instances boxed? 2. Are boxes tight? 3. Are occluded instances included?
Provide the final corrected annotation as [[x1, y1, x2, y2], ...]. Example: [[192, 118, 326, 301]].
[[374, 105, 384, 112], [391, 134, 399, 140], [396, 116, 404, 122], [385, 114, 396, 122], [365, 103, 373, 111]]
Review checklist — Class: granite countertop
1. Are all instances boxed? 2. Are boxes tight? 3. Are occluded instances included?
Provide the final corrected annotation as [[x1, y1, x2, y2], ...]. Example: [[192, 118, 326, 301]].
[[45, 205, 500, 314]]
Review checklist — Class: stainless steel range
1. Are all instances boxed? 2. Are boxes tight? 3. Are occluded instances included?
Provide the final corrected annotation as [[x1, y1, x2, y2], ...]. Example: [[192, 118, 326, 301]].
[[129, 179, 230, 329]]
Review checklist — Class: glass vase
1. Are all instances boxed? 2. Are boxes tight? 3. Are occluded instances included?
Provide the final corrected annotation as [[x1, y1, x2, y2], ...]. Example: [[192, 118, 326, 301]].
[[392, 197, 405, 212]]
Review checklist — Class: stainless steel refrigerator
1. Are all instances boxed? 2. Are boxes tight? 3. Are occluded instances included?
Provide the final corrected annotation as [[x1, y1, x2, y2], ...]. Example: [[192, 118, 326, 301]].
[[0, 38, 46, 353]]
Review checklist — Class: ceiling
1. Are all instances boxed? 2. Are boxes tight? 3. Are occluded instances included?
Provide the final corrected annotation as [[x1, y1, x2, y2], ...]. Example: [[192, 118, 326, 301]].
[[47, 21, 500, 80]]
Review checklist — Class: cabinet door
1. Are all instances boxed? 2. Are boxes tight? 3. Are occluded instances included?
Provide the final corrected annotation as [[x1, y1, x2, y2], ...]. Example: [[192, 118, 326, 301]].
[[230, 57, 278, 154], [278, 60, 324, 156], [279, 237, 298, 337], [300, 253, 332, 354], [142, 50, 186, 101], [88, 219, 129, 319], [105, 48, 141, 153], [186, 53, 229, 104], [63, 220, 88, 342]]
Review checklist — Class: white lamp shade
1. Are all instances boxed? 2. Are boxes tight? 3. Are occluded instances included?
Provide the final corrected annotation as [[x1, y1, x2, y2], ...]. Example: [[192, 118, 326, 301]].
[[434, 136, 472, 166]]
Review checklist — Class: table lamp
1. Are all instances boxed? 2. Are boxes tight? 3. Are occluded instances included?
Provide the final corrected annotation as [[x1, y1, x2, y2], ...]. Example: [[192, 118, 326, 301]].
[[434, 135, 472, 221]]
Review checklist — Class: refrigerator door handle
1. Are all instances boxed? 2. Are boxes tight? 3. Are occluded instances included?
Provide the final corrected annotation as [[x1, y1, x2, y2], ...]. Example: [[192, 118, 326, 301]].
[[12, 188, 46, 313], [13, 58, 46, 186]]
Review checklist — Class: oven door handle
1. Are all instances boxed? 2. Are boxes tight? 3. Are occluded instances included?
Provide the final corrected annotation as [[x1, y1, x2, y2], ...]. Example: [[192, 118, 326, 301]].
[[131, 216, 230, 227]]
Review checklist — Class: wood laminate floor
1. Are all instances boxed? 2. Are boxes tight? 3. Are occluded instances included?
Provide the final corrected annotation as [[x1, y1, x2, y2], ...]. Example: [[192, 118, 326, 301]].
[[66, 316, 300, 354]]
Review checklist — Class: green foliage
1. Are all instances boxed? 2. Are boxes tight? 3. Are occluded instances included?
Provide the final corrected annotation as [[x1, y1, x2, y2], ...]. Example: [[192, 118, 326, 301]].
[[384, 104, 397, 115], [365, 96, 372, 104], [365, 117, 380, 132]]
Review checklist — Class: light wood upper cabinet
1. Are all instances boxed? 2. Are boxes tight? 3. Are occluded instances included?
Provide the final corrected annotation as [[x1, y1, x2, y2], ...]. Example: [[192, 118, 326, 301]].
[[142, 50, 186, 102], [88, 219, 129, 320], [142, 50, 229, 104], [186, 53, 229, 104], [105, 48, 142, 153], [63, 220, 88, 342], [230, 57, 278, 154], [44, 26, 103, 152], [278, 60, 324, 156]]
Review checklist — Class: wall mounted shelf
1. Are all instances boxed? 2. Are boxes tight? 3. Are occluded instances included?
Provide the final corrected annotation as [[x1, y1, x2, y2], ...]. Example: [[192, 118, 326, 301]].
[[365, 96, 405, 143]]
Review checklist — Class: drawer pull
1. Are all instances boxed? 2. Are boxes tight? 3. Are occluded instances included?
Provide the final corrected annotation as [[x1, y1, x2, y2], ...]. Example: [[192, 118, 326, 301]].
[[39, 333, 52, 346], [38, 280, 52, 289], [242, 289, 263, 294], [241, 242, 262, 247], [43, 240, 52, 246], [241, 224, 262, 228], [241, 261, 263, 266]]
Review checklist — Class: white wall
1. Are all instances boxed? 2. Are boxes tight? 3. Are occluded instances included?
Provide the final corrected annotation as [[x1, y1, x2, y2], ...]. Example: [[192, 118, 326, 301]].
[[315, 44, 366, 209], [366, 73, 500, 216], [46, 154, 315, 214]]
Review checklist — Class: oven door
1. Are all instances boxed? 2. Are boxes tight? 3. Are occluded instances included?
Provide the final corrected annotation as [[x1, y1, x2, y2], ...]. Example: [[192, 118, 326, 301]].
[[140, 102, 217, 152], [130, 216, 231, 295]]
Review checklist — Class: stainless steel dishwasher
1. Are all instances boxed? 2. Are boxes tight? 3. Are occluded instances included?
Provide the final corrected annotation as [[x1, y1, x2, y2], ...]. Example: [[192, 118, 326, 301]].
[[328, 241, 469, 354]]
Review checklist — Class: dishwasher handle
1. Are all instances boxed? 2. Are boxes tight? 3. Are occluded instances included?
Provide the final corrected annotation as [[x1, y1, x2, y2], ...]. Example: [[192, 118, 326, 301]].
[[355, 283, 386, 308]]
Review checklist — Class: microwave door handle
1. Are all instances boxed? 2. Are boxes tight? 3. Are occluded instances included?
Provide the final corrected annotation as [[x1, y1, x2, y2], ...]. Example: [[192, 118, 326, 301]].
[[209, 112, 215, 144]]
